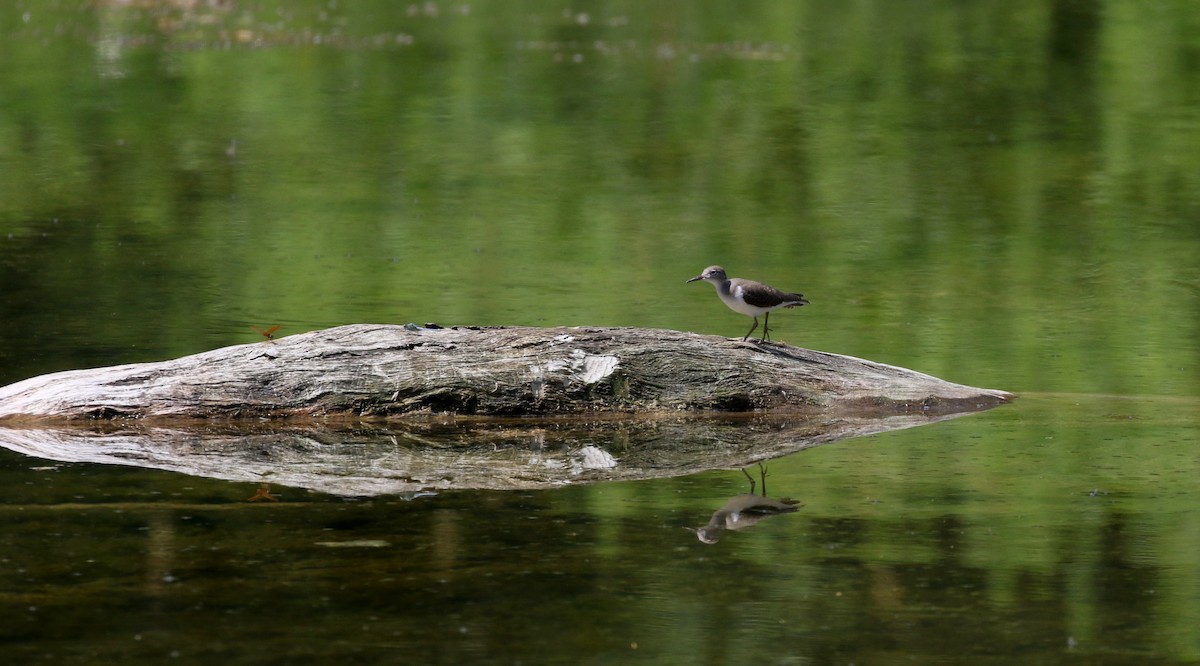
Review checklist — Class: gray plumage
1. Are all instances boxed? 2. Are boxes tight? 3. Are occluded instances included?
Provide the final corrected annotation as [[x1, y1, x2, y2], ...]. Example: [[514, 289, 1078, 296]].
[[687, 265, 809, 341]]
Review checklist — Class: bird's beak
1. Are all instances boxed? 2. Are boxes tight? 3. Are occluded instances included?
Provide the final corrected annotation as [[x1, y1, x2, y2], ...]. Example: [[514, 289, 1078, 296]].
[[686, 275, 703, 283]]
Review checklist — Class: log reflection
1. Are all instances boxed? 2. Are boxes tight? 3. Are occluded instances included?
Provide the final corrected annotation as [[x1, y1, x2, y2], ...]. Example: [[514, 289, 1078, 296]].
[[0, 410, 990, 496]]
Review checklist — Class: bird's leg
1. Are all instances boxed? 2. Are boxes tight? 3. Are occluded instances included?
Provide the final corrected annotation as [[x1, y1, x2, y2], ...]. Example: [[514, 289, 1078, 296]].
[[741, 467, 756, 494], [762, 312, 771, 341], [743, 317, 759, 341], [758, 463, 768, 496]]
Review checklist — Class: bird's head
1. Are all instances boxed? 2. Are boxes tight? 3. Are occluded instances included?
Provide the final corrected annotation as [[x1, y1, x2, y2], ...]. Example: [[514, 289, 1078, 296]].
[[684, 525, 723, 544], [686, 265, 728, 284]]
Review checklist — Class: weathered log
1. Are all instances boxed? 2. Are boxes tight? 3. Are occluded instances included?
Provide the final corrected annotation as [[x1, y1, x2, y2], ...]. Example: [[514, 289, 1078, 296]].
[[0, 324, 1010, 422]]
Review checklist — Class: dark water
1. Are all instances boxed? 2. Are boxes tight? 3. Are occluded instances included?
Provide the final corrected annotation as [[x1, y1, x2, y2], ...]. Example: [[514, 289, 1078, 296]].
[[2, 395, 1198, 664], [2, 2, 1199, 664]]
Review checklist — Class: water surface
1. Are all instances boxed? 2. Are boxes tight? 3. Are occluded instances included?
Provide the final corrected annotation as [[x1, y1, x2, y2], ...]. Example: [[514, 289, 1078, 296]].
[[1, 1, 1198, 664]]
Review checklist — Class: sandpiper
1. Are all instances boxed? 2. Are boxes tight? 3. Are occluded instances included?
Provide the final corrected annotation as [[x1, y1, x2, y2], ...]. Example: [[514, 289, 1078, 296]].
[[687, 265, 809, 341]]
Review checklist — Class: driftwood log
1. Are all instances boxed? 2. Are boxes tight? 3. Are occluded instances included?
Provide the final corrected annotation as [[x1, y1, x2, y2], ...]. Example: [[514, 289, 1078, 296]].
[[0, 325, 1013, 494], [0, 324, 1011, 422]]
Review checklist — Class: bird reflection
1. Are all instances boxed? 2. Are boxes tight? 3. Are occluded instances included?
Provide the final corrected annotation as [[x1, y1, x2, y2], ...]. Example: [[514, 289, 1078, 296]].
[[689, 464, 801, 544]]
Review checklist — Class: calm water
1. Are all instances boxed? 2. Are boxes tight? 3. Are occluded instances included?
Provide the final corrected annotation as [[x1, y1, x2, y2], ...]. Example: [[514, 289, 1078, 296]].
[[2, 1, 1199, 664]]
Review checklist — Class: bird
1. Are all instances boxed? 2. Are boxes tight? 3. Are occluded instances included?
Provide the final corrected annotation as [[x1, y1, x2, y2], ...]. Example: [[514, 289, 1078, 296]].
[[687, 265, 809, 341], [688, 465, 802, 544]]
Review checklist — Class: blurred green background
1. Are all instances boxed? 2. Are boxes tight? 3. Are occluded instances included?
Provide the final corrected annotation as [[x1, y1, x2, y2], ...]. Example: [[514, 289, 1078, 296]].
[[2, 0, 1197, 396]]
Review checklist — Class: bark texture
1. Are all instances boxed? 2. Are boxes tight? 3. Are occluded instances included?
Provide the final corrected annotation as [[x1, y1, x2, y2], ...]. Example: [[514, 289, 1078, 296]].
[[0, 324, 1012, 422]]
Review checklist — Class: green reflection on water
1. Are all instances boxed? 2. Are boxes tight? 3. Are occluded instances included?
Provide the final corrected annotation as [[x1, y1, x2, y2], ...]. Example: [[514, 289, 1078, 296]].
[[0, 395, 1196, 663]]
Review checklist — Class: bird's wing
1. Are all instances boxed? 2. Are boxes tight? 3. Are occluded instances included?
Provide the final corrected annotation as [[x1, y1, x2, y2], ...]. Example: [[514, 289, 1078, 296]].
[[745, 497, 801, 513], [739, 284, 786, 308], [741, 284, 808, 309]]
